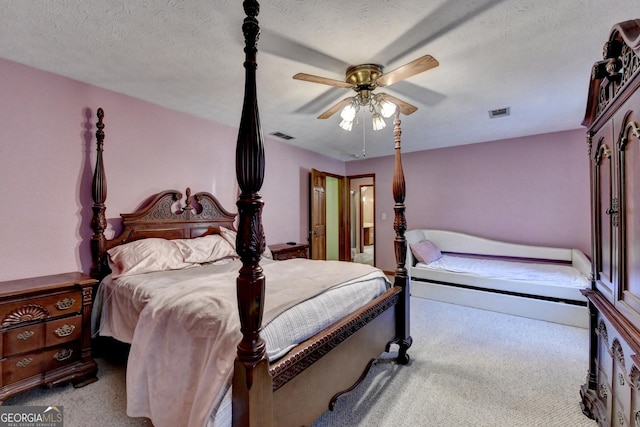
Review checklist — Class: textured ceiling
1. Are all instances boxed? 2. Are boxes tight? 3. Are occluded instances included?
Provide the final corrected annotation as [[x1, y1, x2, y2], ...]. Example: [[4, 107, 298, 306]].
[[0, 1, 636, 160]]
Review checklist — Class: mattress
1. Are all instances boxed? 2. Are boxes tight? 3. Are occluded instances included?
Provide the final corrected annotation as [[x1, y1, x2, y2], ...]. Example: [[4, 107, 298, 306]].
[[412, 254, 589, 302]]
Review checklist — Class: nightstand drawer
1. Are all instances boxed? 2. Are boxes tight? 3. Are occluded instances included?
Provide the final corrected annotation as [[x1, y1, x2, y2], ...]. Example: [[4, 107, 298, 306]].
[[2, 324, 46, 358], [0, 313, 82, 359], [0, 291, 83, 327], [1, 343, 80, 386], [45, 315, 83, 347]]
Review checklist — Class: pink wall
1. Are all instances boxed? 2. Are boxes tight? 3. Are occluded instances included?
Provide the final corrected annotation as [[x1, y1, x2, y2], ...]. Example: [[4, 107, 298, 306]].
[[0, 56, 590, 281], [346, 129, 591, 272], [0, 58, 342, 282]]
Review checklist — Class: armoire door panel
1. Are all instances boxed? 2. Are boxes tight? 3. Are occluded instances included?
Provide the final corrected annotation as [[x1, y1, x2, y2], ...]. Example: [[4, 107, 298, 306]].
[[614, 95, 640, 315], [593, 120, 616, 301]]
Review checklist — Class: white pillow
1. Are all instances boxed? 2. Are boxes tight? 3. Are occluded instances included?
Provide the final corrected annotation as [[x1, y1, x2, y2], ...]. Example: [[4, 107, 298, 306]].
[[173, 235, 236, 264], [107, 238, 193, 278]]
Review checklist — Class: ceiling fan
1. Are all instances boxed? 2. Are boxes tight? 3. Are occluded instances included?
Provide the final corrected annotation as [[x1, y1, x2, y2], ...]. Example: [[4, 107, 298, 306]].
[[293, 54, 439, 130]]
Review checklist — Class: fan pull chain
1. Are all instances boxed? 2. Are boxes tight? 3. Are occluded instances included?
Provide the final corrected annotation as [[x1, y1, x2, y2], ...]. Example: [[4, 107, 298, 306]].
[[361, 109, 367, 157]]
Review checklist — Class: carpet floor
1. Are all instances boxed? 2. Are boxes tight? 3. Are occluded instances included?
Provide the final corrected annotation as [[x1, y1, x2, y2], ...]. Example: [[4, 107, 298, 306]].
[[2, 297, 596, 427]]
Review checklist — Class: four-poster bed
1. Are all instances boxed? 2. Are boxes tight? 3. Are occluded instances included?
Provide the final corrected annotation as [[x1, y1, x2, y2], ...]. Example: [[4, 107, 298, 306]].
[[89, 2, 412, 426]]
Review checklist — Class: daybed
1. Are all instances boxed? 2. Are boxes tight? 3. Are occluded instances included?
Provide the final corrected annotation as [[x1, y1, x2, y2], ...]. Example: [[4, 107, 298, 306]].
[[406, 229, 591, 328], [87, 2, 412, 427]]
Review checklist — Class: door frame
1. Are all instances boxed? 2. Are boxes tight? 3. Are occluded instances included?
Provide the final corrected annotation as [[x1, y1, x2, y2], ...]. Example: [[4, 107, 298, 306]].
[[310, 169, 350, 261], [309, 170, 375, 264]]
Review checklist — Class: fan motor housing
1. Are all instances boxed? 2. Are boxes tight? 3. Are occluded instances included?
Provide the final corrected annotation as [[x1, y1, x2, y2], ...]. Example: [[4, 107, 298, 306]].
[[346, 64, 383, 91]]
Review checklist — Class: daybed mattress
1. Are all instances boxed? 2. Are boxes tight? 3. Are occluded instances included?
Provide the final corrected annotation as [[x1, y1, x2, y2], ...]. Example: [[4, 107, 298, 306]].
[[411, 254, 589, 302], [92, 257, 390, 427]]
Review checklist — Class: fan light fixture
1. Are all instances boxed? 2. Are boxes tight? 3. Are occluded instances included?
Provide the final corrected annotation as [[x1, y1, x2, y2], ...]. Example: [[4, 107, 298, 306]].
[[293, 55, 439, 131], [338, 93, 397, 131]]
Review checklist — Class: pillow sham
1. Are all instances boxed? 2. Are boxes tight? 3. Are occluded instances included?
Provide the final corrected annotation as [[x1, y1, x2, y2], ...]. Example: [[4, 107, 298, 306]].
[[107, 238, 193, 278], [173, 234, 236, 264], [219, 226, 273, 259], [410, 240, 442, 264]]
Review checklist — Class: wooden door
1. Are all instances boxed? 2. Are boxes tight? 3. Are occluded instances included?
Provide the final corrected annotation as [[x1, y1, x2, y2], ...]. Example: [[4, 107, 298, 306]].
[[310, 169, 326, 260], [337, 176, 351, 261], [615, 102, 640, 320], [592, 121, 616, 303]]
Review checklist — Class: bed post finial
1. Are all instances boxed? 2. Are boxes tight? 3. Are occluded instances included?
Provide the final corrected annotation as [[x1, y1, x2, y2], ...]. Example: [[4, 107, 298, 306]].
[[232, 1, 274, 426], [391, 109, 412, 364], [91, 108, 108, 279]]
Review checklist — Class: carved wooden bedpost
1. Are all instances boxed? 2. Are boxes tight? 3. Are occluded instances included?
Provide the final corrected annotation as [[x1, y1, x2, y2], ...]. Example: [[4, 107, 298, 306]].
[[232, 1, 273, 426], [391, 110, 412, 364], [90, 108, 107, 279]]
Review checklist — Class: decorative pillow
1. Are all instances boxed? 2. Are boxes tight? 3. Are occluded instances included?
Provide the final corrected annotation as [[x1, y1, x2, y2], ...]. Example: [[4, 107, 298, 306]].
[[219, 226, 273, 259], [409, 240, 442, 264], [107, 238, 193, 278], [173, 235, 236, 264]]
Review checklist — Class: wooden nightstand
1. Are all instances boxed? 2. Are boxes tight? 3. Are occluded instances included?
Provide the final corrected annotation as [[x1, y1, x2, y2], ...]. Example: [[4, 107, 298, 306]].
[[0, 272, 98, 402], [269, 243, 310, 260]]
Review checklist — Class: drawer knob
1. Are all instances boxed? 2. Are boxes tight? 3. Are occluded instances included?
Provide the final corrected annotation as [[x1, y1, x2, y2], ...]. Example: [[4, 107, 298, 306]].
[[54, 324, 75, 337], [16, 357, 33, 368], [53, 349, 73, 362], [17, 330, 35, 340], [55, 298, 75, 310]]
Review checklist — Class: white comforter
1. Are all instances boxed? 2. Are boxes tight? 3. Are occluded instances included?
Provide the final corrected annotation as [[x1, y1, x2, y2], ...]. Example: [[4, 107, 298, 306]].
[[92, 258, 389, 427], [417, 254, 588, 288]]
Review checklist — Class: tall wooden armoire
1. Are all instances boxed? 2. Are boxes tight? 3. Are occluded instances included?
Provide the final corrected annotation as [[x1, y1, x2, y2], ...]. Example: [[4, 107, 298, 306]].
[[580, 19, 640, 427]]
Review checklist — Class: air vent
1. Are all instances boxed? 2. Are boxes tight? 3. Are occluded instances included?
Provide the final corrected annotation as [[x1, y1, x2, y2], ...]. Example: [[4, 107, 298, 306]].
[[489, 107, 510, 118], [270, 131, 295, 140]]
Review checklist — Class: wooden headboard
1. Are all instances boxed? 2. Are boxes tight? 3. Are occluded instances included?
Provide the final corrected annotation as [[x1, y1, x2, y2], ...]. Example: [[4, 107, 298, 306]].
[[90, 184, 237, 279], [114, 188, 236, 243]]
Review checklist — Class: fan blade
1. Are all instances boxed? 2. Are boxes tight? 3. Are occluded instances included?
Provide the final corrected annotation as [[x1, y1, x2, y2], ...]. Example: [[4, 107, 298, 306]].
[[378, 93, 418, 115], [391, 81, 446, 107], [260, 29, 350, 74], [376, 55, 439, 87], [293, 73, 353, 89], [378, 0, 505, 65], [318, 98, 354, 119]]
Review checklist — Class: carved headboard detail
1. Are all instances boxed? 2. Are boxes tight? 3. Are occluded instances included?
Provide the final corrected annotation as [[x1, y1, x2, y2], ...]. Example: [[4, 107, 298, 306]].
[[120, 188, 237, 230]]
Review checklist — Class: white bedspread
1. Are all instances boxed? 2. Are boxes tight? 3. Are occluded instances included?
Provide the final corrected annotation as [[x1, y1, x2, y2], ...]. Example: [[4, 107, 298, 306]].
[[417, 254, 589, 289], [92, 258, 389, 427]]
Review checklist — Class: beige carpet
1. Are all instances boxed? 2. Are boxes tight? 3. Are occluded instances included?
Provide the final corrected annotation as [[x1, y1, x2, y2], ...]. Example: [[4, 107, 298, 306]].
[[3, 297, 595, 427]]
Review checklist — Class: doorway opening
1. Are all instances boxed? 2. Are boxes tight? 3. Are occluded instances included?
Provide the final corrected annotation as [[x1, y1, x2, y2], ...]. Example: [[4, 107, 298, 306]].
[[309, 169, 375, 266], [350, 176, 375, 266]]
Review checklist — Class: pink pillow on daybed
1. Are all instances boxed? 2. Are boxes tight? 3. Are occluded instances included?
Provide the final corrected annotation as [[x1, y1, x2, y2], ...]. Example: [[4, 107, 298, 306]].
[[410, 240, 442, 264]]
